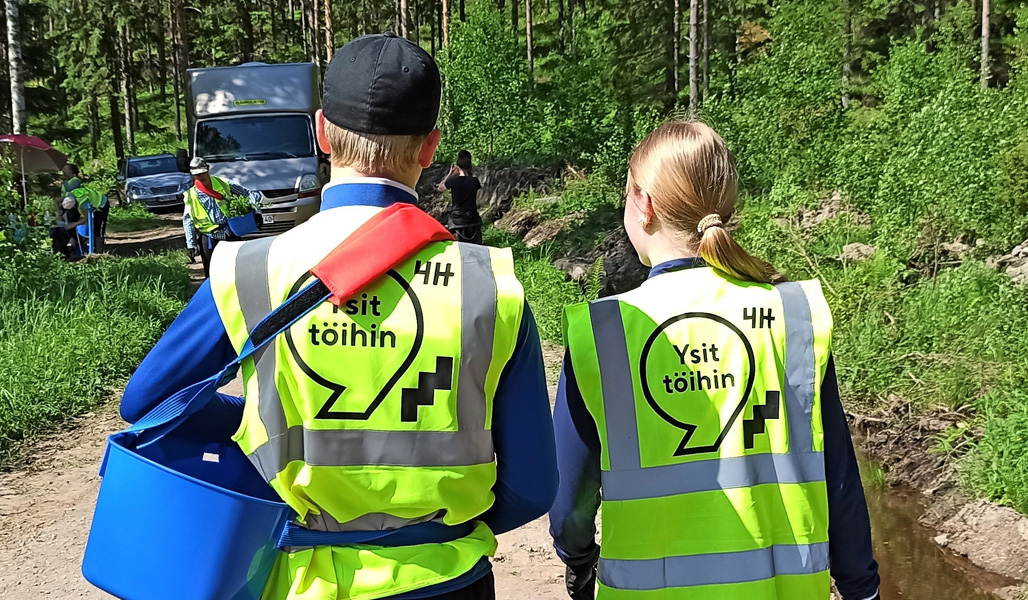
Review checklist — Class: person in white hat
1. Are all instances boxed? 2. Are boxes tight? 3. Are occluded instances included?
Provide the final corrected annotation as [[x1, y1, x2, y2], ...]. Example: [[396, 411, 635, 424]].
[[182, 156, 262, 276]]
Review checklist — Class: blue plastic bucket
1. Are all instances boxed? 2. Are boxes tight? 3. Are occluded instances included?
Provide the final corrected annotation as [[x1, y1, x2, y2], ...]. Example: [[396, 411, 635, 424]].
[[227, 213, 259, 237], [82, 432, 293, 600]]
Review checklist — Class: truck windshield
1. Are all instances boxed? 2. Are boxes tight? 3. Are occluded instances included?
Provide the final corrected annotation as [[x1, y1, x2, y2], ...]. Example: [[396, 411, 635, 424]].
[[196, 115, 314, 162], [127, 156, 179, 177]]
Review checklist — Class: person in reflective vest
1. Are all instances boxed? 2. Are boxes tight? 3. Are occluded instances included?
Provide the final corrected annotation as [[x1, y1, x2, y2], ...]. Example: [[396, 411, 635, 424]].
[[183, 156, 262, 275], [121, 33, 557, 600], [64, 185, 110, 253], [61, 163, 82, 195], [549, 121, 881, 600]]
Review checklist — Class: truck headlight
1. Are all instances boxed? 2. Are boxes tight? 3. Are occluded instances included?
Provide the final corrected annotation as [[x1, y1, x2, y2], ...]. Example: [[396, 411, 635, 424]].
[[298, 173, 319, 192]]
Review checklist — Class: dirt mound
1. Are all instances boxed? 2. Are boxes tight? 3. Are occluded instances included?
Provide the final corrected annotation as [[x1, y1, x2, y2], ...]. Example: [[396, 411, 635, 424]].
[[840, 242, 876, 262], [494, 207, 541, 237], [990, 241, 1028, 285], [925, 500, 1028, 581], [797, 191, 872, 230], [523, 212, 585, 248]]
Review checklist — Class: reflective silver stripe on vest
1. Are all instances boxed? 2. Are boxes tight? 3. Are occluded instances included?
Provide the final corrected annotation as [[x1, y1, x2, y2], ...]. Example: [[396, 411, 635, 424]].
[[456, 244, 495, 433], [231, 237, 497, 529], [589, 299, 640, 471], [775, 282, 816, 453], [589, 284, 825, 497], [601, 451, 826, 501], [598, 542, 829, 591]]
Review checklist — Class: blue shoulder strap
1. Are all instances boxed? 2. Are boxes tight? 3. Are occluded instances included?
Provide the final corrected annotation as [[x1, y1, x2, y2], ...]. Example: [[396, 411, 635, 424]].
[[125, 279, 332, 446]]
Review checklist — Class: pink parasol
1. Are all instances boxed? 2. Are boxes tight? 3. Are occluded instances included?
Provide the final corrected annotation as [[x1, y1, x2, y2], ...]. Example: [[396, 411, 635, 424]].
[[0, 135, 69, 204]]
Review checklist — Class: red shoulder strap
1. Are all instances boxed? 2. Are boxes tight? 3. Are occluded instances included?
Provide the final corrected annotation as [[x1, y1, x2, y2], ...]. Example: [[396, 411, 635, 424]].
[[311, 203, 455, 307]]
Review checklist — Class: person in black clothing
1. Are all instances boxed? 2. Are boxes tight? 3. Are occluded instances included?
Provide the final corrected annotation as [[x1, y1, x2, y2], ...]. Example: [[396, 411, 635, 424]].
[[437, 150, 483, 244]]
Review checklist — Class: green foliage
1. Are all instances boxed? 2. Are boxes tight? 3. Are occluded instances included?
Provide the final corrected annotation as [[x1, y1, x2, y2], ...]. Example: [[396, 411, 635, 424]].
[[0, 243, 189, 463], [223, 194, 257, 219], [963, 400, 1028, 514]]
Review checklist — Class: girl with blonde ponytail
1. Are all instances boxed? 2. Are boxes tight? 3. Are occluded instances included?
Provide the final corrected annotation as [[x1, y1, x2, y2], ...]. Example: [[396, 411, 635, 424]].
[[550, 121, 880, 600], [624, 120, 780, 282]]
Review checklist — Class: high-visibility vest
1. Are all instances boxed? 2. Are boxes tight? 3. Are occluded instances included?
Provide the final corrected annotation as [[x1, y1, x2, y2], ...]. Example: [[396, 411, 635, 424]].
[[184, 177, 231, 234], [563, 266, 834, 600], [208, 204, 526, 600], [68, 185, 107, 211]]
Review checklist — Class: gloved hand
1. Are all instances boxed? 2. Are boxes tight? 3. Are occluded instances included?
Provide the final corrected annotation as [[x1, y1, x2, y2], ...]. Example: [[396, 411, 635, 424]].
[[187, 247, 197, 263], [565, 563, 596, 600]]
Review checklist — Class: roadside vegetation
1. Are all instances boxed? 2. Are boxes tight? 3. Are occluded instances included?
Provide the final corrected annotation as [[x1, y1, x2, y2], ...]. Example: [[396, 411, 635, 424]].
[[0, 229, 188, 464], [442, 2, 1028, 514]]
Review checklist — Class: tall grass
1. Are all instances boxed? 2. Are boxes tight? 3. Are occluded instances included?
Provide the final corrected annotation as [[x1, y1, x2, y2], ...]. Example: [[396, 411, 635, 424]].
[[0, 237, 188, 463]]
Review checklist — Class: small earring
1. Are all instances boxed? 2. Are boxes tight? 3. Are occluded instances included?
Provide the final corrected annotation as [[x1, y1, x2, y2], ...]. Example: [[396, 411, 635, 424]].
[[637, 217, 647, 226]]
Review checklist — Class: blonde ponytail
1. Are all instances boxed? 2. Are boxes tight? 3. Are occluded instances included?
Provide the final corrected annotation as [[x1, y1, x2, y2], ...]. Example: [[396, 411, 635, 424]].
[[628, 120, 781, 284]]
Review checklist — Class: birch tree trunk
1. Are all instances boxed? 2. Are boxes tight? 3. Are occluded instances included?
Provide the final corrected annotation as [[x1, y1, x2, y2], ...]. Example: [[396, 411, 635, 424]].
[[6, 0, 24, 134], [311, 0, 322, 67], [324, 0, 334, 60], [400, 0, 409, 38], [980, 0, 990, 88], [441, 0, 449, 46], [702, 0, 709, 99], [526, 0, 533, 84], [689, 0, 698, 111], [673, 0, 680, 97]]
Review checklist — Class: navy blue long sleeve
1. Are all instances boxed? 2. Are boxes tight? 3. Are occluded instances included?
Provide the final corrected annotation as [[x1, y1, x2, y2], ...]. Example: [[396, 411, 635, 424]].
[[822, 358, 881, 599], [549, 353, 880, 600]]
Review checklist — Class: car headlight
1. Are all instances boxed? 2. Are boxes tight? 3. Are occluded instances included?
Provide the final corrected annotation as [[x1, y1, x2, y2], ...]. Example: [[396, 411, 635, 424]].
[[298, 173, 319, 192], [128, 184, 146, 199]]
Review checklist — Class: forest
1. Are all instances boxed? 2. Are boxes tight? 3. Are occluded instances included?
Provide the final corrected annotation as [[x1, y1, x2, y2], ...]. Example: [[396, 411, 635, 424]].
[[2, 0, 1028, 556]]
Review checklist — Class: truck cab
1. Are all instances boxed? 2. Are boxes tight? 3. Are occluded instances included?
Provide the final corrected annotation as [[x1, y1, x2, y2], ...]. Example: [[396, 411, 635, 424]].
[[186, 62, 324, 235]]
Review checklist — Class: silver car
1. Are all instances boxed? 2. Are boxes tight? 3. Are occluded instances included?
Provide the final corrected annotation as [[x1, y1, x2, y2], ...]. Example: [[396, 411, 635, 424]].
[[118, 154, 193, 210]]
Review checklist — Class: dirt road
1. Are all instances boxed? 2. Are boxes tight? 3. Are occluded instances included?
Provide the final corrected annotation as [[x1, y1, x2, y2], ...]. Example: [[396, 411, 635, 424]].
[[0, 388, 567, 599], [0, 222, 568, 598]]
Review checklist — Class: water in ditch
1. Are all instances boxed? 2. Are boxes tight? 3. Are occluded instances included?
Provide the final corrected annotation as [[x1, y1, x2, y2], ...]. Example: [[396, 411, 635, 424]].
[[859, 457, 1018, 599]]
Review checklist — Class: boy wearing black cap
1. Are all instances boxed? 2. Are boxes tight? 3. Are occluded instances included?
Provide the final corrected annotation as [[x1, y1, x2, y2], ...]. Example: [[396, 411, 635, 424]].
[[121, 33, 557, 600]]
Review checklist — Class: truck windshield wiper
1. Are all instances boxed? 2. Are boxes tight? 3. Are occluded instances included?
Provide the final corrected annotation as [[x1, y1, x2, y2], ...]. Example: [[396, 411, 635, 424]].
[[241, 151, 299, 160]]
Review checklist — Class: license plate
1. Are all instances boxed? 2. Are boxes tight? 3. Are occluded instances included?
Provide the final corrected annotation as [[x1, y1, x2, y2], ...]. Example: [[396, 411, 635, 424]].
[[262, 215, 275, 224]]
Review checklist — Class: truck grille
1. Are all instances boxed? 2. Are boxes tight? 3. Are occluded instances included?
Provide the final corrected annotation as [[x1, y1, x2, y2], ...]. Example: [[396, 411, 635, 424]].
[[151, 185, 179, 195], [257, 220, 294, 235], [262, 188, 295, 199]]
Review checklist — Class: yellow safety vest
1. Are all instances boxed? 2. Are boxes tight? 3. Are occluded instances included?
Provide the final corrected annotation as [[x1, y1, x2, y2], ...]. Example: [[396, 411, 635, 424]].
[[68, 185, 107, 211], [564, 266, 833, 600], [185, 177, 232, 234], [208, 204, 525, 600]]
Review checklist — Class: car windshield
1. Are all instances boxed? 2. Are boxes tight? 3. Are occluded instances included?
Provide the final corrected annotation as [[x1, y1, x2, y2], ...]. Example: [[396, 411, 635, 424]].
[[195, 115, 314, 162], [126, 156, 179, 178]]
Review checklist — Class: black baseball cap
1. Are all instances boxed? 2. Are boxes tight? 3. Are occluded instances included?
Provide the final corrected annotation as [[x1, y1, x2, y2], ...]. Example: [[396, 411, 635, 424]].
[[323, 33, 441, 136]]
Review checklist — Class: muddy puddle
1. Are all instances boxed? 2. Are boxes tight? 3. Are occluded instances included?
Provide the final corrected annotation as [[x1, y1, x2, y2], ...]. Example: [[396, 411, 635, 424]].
[[859, 457, 1018, 599]]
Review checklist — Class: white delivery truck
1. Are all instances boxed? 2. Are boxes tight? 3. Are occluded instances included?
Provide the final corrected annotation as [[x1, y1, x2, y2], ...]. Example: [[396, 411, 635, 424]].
[[186, 62, 325, 235]]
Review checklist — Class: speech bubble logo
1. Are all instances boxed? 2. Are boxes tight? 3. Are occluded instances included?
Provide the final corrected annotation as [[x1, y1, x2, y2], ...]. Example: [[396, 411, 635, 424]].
[[283, 269, 425, 420], [639, 312, 756, 456]]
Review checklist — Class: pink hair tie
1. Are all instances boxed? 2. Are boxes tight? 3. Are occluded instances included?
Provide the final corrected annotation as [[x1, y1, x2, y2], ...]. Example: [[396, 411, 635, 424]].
[[697, 214, 723, 234]]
